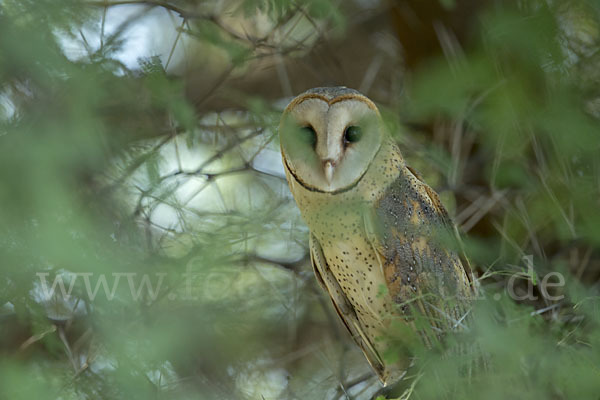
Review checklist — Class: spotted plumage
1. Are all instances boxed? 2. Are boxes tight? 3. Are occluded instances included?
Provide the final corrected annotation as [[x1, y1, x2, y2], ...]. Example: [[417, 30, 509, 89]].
[[279, 87, 474, 385]]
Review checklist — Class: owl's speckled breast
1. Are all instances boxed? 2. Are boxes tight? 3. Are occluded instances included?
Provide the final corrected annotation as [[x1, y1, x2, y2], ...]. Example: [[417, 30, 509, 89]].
[[286, 139, 405, 332], [319, 214, 392, 332]]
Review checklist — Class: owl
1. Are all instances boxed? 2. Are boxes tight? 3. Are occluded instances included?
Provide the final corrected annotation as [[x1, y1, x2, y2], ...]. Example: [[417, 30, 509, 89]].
[[279, 87, 475, 386]]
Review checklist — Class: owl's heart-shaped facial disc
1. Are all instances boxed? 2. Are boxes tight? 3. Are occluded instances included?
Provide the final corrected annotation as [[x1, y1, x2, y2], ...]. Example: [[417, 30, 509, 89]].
[[279, 88, 384, 193]]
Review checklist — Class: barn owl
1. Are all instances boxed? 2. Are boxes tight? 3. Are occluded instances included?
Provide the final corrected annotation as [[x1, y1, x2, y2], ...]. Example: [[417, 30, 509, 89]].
[[279, 87, 475, 386]]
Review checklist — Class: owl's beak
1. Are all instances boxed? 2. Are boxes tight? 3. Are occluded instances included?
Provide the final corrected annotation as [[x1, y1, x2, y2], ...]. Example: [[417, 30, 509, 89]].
[[323, 160, 335, 183]]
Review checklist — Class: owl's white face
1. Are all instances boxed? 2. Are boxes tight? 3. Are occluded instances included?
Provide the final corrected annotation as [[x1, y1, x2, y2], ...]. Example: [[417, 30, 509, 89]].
[[280, 89, 384, 193]]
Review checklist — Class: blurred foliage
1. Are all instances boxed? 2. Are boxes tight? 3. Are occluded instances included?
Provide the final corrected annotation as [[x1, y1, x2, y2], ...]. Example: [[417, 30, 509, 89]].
[[0, 0, 599, 399]]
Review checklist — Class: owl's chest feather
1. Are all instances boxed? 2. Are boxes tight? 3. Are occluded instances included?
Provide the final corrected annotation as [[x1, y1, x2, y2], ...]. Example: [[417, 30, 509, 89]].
[[286, 140, 408, 325], [294, 167, 402, 327], [320, 228, 392, 328]]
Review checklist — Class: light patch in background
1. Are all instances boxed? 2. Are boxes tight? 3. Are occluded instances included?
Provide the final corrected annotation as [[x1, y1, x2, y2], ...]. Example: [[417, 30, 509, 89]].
[[57, 5, 189, 71], [0, 92, 16, 122], [108, 120, 297, 256], [254, 229, 305, 263], [31, 270, 87, 321], [236, 362, 289, 400], [0, 302, 15, 316], [252, 147, 286, 178], [150, 203, 182, 231]]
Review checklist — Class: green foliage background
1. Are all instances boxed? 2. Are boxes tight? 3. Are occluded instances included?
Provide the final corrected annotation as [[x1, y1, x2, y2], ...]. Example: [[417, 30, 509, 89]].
[[0, 0, 599, 399]]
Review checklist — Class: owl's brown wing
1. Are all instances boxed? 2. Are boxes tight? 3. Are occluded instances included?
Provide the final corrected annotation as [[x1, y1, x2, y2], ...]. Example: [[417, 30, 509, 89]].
[[364, 166, 474, 342], [406, 166, 475, 277], [308, 234, 389, 383]]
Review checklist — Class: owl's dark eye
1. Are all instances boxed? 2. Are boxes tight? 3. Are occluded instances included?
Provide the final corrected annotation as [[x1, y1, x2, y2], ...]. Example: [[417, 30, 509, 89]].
[[300, 126, 317, 148], [344, 126, 362, 144]]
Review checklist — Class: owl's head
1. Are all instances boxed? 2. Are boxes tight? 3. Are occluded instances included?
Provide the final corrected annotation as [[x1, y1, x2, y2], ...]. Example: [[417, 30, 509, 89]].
[[279, 87, 384, 193]]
